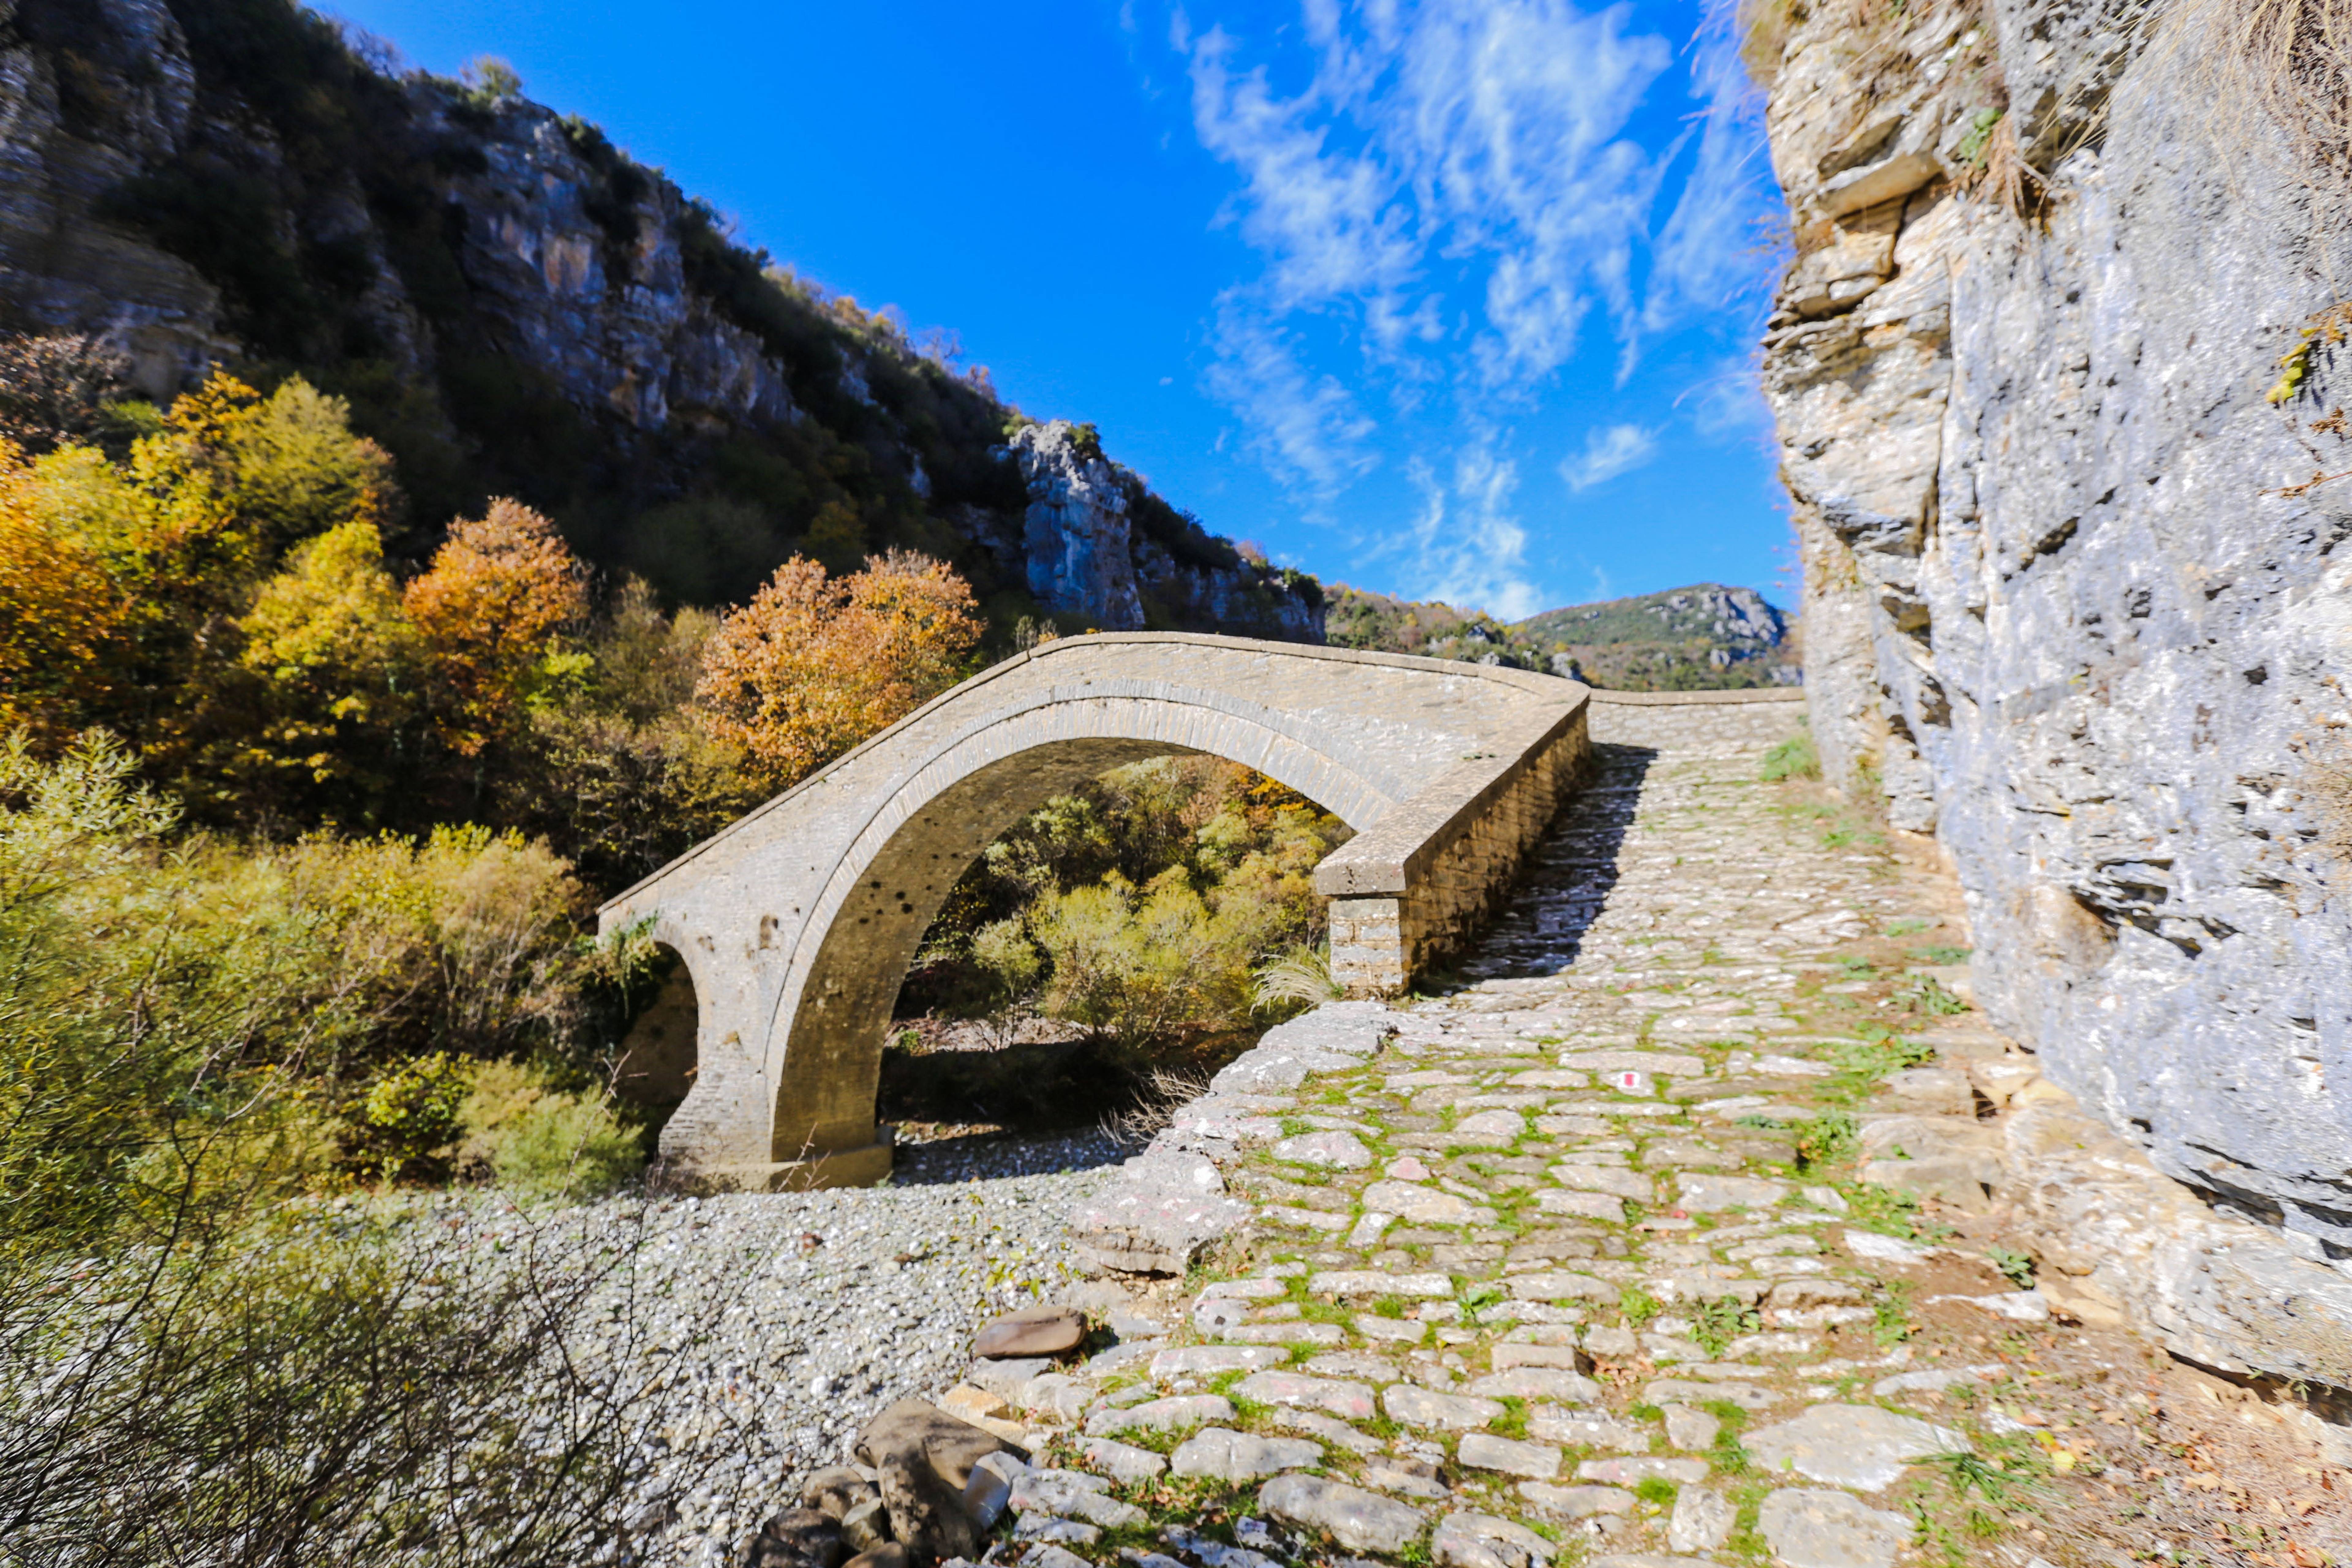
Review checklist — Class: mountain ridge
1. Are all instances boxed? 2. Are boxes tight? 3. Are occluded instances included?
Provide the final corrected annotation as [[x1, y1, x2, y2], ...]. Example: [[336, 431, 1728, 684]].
[[1325, 579, 1799, 690]]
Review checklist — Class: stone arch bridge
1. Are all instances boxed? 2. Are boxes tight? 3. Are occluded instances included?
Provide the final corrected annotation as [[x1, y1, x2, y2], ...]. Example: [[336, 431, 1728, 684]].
[[597, 634, 1591, 1190]]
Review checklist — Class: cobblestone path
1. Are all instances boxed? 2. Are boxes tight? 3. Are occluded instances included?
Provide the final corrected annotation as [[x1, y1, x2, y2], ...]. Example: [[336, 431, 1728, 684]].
[[952, 702, 2352, 1568]]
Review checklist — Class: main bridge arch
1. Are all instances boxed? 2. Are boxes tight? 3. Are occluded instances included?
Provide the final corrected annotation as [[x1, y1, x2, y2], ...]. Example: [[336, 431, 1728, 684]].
[[597, 634, 1589, 1189]]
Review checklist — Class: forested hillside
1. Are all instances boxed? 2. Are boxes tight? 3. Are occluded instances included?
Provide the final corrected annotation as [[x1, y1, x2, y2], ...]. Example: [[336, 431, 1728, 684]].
[[1325, 580, 1797, 689], [0, 0, 1318, 639]]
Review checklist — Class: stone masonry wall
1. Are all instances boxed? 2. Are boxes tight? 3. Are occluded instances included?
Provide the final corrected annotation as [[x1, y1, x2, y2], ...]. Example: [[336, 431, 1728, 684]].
[[1757, 0, 2352, 1254], [1325, 710, 1592, 995]]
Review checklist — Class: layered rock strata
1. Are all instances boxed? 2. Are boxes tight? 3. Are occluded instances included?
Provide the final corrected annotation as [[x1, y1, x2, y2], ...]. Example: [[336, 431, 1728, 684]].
[[1757, 0, 2352, 1248]]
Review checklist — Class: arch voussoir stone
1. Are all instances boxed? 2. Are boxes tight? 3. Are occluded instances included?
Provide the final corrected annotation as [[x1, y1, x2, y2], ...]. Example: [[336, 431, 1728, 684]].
[[597, 634, 1591, 1190]]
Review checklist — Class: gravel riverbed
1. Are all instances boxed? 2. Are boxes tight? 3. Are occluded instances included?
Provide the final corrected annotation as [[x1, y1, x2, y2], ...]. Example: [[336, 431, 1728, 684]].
[[536, 1130, 1128, 1565]]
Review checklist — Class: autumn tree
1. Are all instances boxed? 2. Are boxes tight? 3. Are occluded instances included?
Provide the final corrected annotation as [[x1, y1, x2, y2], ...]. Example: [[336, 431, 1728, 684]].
[[0, 442, 126, 742], [694, 549, 982, 792], [404, 499, 587, 755], [228, 520, 425, 821]]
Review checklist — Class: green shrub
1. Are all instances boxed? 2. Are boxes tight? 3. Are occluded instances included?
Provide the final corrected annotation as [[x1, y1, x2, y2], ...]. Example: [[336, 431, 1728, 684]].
[[459, 1060, 642, 1198], [1759, 731, 1820, 781], [1689, 1295, 1763, 1356], [345, 1050, 473, 1182], [0, 730, 657, 1557]]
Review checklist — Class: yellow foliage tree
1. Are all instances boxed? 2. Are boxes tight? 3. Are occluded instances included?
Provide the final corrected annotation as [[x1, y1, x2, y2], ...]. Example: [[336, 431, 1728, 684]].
[[403, 499, 587, 755], [0, 441, 126, 741], [125, 372, 399, 596], [694, 549, 982, 791], [232, 520, 424, 812]]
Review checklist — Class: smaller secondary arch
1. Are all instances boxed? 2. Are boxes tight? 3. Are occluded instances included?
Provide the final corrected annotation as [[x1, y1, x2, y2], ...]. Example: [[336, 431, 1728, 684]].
[[598, 633, 1589, 1189]]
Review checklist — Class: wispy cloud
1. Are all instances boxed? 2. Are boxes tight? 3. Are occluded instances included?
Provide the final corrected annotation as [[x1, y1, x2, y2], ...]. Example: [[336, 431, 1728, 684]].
[[1404, 442, 1543, 619], [1642, 0, 1785, 333], [1561, 422, 1658, 491], [1162, 0, 1783, 606], [1202, 294, 1380, 497]]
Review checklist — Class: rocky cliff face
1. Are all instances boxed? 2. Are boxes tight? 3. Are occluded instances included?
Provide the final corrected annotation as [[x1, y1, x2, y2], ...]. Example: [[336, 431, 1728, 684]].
[[0, 0, 1316, 639], [1005, 422, 1322, 639], [1756, 0, 2352, 1256]]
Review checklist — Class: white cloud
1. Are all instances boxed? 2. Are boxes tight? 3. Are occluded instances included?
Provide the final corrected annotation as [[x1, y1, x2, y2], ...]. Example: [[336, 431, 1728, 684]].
[[1677, 355, 1772, 439], [1642, 0, 1785, 332], [1202, 294, 1380, 497], [1402, 442, 1543, 619], [1560, 421, 1657, 491], [1165, 0, 1784, 597]]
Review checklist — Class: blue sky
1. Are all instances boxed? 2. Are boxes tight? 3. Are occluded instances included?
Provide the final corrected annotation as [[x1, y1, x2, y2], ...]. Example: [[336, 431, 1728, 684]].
[[323, 0, 1794, 619]]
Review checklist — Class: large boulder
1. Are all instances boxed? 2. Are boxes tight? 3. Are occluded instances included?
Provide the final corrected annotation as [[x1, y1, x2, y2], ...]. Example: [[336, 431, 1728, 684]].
[[852, 1399, 1029, 1565]]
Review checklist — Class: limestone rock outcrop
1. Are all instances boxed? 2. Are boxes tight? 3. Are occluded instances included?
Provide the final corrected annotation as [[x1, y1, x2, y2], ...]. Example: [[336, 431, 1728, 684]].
[[1756, 0, 2352, 1247], [1008, 421, 1322, 639]]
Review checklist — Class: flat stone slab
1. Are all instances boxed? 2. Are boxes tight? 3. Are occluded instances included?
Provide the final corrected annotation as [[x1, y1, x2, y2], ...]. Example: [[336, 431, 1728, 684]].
[[1232, 1370, 1377, 1420], [1383, 1385, 1506, 1429], [1468, 1367, 1602, 1403], [1529, 1411, 1651, 1449], [1548, 1163, 1657, 1201], [1310, 1270, 1454, 1297], [974, 1305, 1085, 1359], [1559, 1050, 1709, 1076], [1758, 1487, 1914, 1568], [1082, 1393, 1232, 1437], [1535, 1190, 1627, 1222], [1257, 1475, 1429, 1554], [1008, 1468, 1143, 1528], [1069, 1151, 1252, 1274], [1842, 1230, 1938, 1265], [1431, 1512, 1557, 1568], [1150, 1345, 1288, 1378], [1668, 1486, 1735, 1552], [1456, 1433, 1562, 1479], [1575, 1457, 1709, 1486], [1169, 1427, 1322, 1481], [1504, 1270, 1620, 1305], [1362, 1180, 1493, 1225], [1516, 1481, 1636, 1520], [1273, 1129, 1374, 1169], [1676, 1174, 1788, 1211], [1743, 1403, 1970, 1490], [1928, 1288, 2050, 1321], [1450, 1109, 1529, 1143], [1078, 1436, 1166, 1483]]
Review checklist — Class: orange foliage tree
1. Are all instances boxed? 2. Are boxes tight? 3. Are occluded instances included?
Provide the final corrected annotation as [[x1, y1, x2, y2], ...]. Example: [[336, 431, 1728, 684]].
[[403, 499, 587, 755], [694, 549, 983, 791]]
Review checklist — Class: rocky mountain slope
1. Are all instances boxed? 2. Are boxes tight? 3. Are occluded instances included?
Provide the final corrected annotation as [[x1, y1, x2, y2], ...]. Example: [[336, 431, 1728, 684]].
[[1754, 0, 2352, 1255], [1326, 581, 1797, 689], [0, 0, 1319, 639]]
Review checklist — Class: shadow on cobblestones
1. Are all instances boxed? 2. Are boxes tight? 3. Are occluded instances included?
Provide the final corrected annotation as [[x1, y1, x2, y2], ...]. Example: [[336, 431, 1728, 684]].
[[1461, 742, 1655, 983]]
